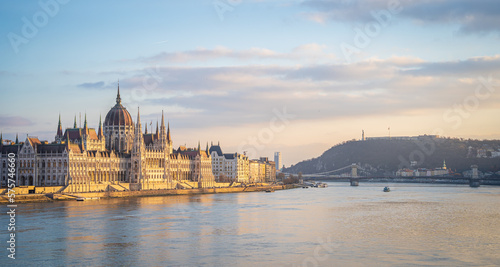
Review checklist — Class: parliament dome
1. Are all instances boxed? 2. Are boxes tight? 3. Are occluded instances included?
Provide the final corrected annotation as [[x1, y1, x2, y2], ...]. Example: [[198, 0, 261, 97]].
[[104, 86, 134, 127]]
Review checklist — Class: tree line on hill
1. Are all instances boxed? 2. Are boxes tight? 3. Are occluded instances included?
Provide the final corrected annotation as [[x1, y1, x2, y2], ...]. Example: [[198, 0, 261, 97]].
[[283, 137, 500, 176]]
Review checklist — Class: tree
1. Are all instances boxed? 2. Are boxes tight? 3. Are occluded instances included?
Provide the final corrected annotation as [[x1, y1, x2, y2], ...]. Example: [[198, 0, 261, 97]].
[[283, 174, 299, 184], [219, 174, 230, 183]]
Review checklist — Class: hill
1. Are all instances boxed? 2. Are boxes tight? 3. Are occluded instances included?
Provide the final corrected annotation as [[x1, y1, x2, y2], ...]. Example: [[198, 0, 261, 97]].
[[284, 137, 500, 176]]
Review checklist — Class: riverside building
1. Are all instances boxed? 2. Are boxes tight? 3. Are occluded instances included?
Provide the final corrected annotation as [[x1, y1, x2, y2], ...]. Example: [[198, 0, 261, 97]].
[[0, 85, 215, 192]]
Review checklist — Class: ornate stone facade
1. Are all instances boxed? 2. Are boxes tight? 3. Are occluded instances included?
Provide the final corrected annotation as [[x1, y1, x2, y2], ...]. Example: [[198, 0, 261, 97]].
[[0, 86, 215, 191]]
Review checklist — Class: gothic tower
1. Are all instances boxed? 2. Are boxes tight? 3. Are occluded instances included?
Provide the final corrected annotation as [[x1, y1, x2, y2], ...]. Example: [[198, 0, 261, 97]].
[[131, 107, 145, 183]]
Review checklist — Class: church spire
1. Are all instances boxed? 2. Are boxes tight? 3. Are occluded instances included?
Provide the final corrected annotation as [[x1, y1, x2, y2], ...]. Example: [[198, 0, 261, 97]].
[[15, 133, 18, 144], [145, 122, 148, 134], [116, 80, 121, 104], [0, 132, 3, 146], [73, 115, 77, 128], [198, 141, 201, 151], [206, 142, 209, 153]]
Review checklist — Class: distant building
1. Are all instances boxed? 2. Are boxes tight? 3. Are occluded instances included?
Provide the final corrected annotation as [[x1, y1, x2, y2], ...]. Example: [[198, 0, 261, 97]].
[[274, 152, 282, 171], [365, 135, 439, 141], [249, 160, 265, 183], [396, 160, 449, 177], [491, 151, 500, 158], [259, 157, 276, 182], [209, 143, 249, 183]]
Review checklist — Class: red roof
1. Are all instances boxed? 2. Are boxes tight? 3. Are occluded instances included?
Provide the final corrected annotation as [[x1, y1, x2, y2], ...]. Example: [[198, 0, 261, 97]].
[[104, 103, 134, 127]]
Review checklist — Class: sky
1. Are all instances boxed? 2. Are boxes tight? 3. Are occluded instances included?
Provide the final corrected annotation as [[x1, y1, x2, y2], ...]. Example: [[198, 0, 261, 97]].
[[1, 0, 500, 167]]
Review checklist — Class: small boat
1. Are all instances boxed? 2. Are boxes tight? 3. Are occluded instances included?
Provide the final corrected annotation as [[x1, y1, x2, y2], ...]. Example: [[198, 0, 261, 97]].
[[76, 197, 100, 201], [316, 182, 328, 188], [265, 188, 275, 193], [383, 187, 390, 192]]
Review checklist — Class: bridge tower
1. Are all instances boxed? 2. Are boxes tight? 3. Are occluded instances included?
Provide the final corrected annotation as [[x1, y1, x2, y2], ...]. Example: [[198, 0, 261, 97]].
[[351, 163, 358, 177], [350, 163, 359, 186], [469, 165, 480, 187]]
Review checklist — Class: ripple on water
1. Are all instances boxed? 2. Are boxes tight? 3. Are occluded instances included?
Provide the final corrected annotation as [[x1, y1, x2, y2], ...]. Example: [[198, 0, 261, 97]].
[[9, 183, 500, 266]]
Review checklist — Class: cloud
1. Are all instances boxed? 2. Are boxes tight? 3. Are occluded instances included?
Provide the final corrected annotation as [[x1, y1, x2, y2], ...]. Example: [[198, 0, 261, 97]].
[[109, 54, 500, 130], [77, 81, 106, 89], [400, 55, 500, 76], [133, 44, 336, 64], [136, 46, 279, 64], [302, 0, 500, 34], [0, 116, 34, 127]]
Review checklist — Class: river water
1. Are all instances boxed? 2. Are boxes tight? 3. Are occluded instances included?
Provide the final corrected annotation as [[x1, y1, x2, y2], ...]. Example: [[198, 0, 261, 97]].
[[2, 183, 500, 266]]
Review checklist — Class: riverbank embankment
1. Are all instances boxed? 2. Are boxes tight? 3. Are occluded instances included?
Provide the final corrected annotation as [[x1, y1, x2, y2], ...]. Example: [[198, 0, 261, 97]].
[[0, 184, 294, 204]]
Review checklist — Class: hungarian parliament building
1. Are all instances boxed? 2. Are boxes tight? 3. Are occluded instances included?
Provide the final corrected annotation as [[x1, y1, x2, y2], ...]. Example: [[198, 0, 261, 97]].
[[0, 86, 276, 192]]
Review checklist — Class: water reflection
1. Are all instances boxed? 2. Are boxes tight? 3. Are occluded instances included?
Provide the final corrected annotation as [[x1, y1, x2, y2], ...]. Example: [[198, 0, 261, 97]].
[[3, 184, 500, 266]]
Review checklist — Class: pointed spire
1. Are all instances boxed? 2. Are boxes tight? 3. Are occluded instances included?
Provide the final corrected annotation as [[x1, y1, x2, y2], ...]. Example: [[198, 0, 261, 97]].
[[167, 121, 171, 141], [73, 115, 77, 128], [83, 113, 88, 133], [57, 114, 63, 137], [198, 141, 201, 151], [161, 110, 165, 129], [155, 120, 159, 139], [136, 107, 142, 129], [0, 132, 3, 146], [15, 133, 18, 144], [218, 141, 220, 146], [134, 107, 143, 150], [116, 80, 121, 104], [206, 142, 209, 153], [98, 114, 104, 138], [160, 110, 167, 143], [145, 123, 148, 134]]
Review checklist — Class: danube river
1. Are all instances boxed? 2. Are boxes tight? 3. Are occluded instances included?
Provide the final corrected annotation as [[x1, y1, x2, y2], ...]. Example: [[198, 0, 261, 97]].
[[3, 183, 500, 266]]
